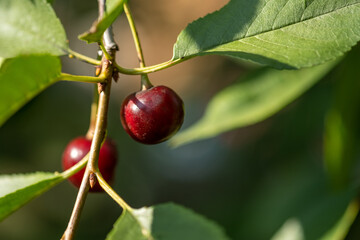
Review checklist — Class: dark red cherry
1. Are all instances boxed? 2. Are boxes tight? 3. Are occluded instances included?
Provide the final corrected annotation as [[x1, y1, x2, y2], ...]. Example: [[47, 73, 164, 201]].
[[62, 137, 117, 192], [120, 85, 184, 144]]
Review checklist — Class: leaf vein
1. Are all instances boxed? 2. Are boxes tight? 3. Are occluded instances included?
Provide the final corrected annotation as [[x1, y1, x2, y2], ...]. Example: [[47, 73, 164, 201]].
[[239, 39, 290, 60], [244, 0, 272, 37], [271, 0, 292, 29]]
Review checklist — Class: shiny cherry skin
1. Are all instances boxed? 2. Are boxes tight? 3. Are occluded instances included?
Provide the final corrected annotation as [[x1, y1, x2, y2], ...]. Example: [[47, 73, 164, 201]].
[[120, 85, 184, 144], [62, 137, 118, 192]]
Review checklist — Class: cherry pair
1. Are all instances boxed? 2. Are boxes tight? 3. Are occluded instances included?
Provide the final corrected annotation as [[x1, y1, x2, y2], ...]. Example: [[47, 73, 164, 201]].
[[62, 85, 184, 191]]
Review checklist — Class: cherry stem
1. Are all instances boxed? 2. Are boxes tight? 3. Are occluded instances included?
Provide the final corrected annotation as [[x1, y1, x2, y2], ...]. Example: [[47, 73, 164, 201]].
[[60, 153, 89, 179], [123, 3, 153, 89]]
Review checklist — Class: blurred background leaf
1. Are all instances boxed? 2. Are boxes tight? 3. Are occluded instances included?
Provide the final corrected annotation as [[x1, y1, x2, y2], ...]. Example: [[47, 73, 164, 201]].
[[270, 200, 359, 240], [171, 60, 337, 147], [323, 45, 360, 190]]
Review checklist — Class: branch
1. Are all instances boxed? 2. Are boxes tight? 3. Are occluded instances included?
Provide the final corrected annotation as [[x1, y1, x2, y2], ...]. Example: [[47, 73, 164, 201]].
[[99, 0, 118, 53], [61, 0, 117, 239]]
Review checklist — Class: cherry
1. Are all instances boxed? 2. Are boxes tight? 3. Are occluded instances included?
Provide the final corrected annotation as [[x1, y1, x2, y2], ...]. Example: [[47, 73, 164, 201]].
[[120, 85, 184, 144], [62, 137, 118, 192]]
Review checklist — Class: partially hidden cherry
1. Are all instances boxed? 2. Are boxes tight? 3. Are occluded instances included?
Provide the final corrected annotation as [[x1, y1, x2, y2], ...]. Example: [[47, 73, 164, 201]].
[[120, 85, 184, 144], [62, 137, 118, 192]]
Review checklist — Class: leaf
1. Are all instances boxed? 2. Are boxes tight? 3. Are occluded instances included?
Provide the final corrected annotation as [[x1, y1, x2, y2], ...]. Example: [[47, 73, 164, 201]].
[[173, 0, 360, 69], [323, 45, 360, 189], [0, 0, 68, 58], [106, 203, 229, 240], [106, 210, 146, 240], [270, 218, 305, 240], [171, 60, 337, 147], [0, 172, 64, 221], [79, 0, 128, 43], [0, 55, 61, 127], [234, 152, 357, 239], [320, 200, 359, 240], [270, 200, 359, 240]]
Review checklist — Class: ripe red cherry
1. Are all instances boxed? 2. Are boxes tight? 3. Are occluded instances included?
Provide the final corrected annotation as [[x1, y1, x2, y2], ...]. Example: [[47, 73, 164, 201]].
[[62, 137, 118, 192], [120, 85, 184, 144]]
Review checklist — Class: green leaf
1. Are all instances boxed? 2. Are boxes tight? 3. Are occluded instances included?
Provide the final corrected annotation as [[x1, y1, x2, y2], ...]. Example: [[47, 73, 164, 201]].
[[323, 45, 360, 189], [171, 60, 337, 147], [0, 55, 61, 127], [106, 210, 146, 240], [320, 200, 359, 240], [0, 0, 68, 58], [173, 0, 360, 69], [270, 200, 359, 240], [79, 0, 128, 43], [321, 200, 359, 240], [0, 172, 64, 221], [106, 203, 229, 240], [270, 218, 305, 240]]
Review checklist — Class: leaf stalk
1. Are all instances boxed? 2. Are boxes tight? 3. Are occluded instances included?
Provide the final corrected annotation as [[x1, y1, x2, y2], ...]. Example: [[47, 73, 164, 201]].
[[96, 173, 133, 212], [58, 73, 106, 83], [114, 57, 188, 75], [67, 48, 101, 65], [123, 3, 152, 89]]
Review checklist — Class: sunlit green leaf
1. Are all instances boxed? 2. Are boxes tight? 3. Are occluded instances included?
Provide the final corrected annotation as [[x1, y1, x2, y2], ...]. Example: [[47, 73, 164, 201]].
[[0, 55, 61, 127], [173, 0, 360, 69], [171, 60, 337, 147], [79, 0, 128, 43], [106, 203, 229, 240], [106, 210, 146, 240], [0, 172, 63, 221], [0, 0, 68, 58]]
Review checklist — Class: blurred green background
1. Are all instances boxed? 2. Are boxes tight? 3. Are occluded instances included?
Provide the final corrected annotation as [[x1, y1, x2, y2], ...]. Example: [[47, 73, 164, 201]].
[[1, 0, 360, 239]]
